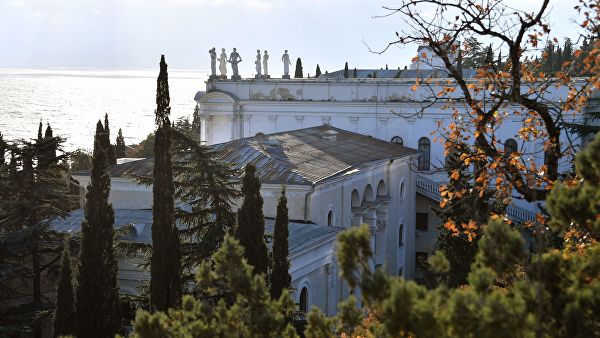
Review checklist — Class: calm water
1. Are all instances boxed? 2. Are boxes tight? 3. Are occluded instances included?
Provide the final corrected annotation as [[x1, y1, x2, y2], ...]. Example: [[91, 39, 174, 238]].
[[0, 68, 209, 151]]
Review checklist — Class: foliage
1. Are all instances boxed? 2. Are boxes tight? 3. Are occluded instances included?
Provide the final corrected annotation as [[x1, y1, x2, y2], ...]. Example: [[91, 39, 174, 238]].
[[270, 187, 291, 299], [235, 163, 270, 277], [150, 54, 182, 311], [0, 124, 73, 335], [171, 127, 240, 287], [295, 58, 303, 78], [115, 128, 127, 159], [68, 148, 92, 172], [127, 132, 155, 158], [52, 239, 75, 338], [127, 235, 299, 338], [75, 120, 121, 338], [343, 62, 349, 78], [104, 114, 117, 165], [315, 64, 322, 77]]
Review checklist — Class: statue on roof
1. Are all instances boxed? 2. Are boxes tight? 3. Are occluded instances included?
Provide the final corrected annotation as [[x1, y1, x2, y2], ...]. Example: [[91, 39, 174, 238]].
[[255, 50, 262, 78], [218, 48, 228, 78], [263, 50, 269, 78], [209, 47, 217, 78], [228, 47, 242, 80], [282, 50, 291, 79]]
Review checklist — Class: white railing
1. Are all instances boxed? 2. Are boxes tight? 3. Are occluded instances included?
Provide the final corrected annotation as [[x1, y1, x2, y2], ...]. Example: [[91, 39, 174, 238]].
[[416, 174, 538, 224]]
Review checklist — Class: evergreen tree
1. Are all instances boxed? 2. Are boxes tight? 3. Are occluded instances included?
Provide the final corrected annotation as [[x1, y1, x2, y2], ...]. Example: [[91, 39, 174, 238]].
[[104, 114, 117, 165], [115, 128, 126, 159], [353, 68, 357, 78], [0, 131, 6, 165], [170, 128, 240, 287], [191, 104, 201, 138], [270, 187, 291, 299], [553, 45, 564, 73], [456, 49, 464, 75], [75, 120, 121, 338], [543, 40, 555, 73], [484, 44, 494, 65], [150, 55, 182, 311], [294, 58, 303, 78], [315, 64, 321, 77], [129, 236, 298, 338], [235, 163, 269, 276], [563, 38, 574, 71], [52, 240, 75, 338], [344, 62, 349, 78]]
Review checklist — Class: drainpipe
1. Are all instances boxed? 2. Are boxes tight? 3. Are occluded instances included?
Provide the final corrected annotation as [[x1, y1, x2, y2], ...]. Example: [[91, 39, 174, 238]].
[[304, 186, 314, 222]]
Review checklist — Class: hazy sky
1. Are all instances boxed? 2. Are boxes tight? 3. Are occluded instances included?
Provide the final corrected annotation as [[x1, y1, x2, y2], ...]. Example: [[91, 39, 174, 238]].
[[0, 0, 582, 76]]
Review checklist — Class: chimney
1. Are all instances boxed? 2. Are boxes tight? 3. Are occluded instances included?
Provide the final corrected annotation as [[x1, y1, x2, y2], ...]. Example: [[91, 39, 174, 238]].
[[321, 129, 338, 143]]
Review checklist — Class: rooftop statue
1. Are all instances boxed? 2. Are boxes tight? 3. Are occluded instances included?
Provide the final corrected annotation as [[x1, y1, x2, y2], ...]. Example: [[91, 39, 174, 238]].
[[228, 47, 242, 80], [263, 50, 270, 78], [209, 47, 217, 78], [218, 48, 228, 78], [282, 50, 291, 79], [255, 49, 262, 78]]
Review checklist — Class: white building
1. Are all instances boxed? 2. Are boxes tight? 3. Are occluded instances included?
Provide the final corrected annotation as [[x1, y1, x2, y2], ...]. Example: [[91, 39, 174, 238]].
[[194, 52, 589, 278], [56, 125, 418, 315]]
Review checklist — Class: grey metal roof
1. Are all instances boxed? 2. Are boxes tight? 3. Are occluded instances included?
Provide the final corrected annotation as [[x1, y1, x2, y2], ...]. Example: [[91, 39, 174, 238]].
[[51, 209, 341, 255], [75, 125, 417, 185]]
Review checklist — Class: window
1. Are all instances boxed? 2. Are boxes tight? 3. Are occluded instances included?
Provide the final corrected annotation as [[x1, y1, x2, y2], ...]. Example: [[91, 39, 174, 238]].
[[391, 136, 403, 146], [504, 138, 518, 157], [417, 137, 431, 171], [416, 252, 428, 271], [416, 213, 428, 231], [398, 224, 404, 246], [299, 287, 309, 313], [400, 182, 405, 200], [327, 210, 334, 226]]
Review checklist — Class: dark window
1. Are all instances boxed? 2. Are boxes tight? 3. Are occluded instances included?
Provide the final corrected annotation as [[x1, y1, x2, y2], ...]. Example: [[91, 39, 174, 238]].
[[416, 252, 428, 271], [299, 287, 308, 313], [391, 136, 403, 146], [504, 138, 518, 157], [399, 224, 404, 246], [418, 137, 431, 171], [327, 210, 333, 226], [416, 213, 428, 231]]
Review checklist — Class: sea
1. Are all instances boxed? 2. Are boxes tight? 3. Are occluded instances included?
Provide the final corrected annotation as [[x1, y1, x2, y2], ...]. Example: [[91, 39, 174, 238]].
[[0, 68, 209, 151]]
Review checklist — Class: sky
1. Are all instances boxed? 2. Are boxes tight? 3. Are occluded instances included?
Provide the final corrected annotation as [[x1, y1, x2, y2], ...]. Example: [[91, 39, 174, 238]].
[[0, 0, 582, 76]]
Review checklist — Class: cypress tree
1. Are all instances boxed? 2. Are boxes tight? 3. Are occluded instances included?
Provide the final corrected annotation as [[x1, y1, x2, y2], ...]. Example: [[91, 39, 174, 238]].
[[53, 240, 75, 338], [270, 187, 291, 299], [553, 45, 563, 73], [294, 58, 303, 78], [115, 128, 126, 159], [75, 121, 121, 337], [235, 163, 269, 276], [150, 55, 182, 311], [104, 114, 117, 165], [315, 64, 321, 77], [344, 62, 349, 78], [353, 68, 357, 78], [0, 131, 6, 165]]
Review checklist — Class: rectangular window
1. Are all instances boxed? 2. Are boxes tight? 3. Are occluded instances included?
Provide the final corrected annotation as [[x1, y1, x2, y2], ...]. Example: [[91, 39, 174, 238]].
[[415, 252, 428, 271], [416, 212, 428, 231]]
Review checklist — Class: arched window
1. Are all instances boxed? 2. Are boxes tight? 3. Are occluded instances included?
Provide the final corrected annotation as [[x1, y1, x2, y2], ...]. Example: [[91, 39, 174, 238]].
[[400, 182, 405, 200], [418, 137, 431, 171], [391, 136, 403, 146], [327, 210, 334, 226], [398, 224, 404, 247], [504, 138, 518, 157], [299, 287, 309, 313], [351, 190, 361, 208]]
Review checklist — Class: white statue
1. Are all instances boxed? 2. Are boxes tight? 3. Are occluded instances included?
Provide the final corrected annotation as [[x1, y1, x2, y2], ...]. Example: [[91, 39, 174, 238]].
[[228, 47, 242, 79], [218, 48, 227, 77], [263, 50, 269, 77], [282, 50, 291, 79], [209, 47, 217, 77], [255, 49, 262, 77]]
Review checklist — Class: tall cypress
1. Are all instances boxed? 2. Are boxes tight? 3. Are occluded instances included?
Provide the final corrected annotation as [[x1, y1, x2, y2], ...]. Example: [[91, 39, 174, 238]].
[[270, 187, 291, 299], [315, 64, 321, 77], [0, 131, 5, 165], [235, 163, 269, 276], [150, 55, 182, 311], [104, 114, 117, 165], [53, 240, 75, 338], [353, 68, 357, 78], [75, 121, 121, 337], [294, 58, 303, 78], [344, 62, 349, 78], [115, 128, 126, 159]]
